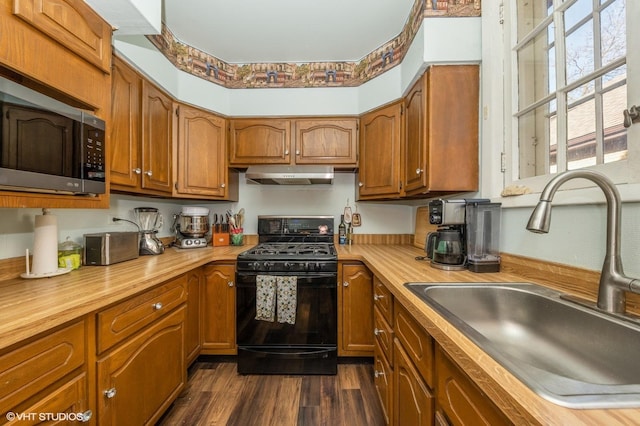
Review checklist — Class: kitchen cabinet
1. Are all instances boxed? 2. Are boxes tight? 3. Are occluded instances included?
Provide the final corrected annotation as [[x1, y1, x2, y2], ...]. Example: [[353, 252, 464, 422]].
[[436, 347, 511, 426], [403, 65, 479, 197], [110, 55, 142, 189], [0, 320, 88, 421], [357, 101, 404, 199], [202, 263, 237, 354], [394, 339, 434, 426], [110, 58, 174, 195], [229, 117, 358, 167], [175, 103, 238, 200], [97, 307, 186, 425], [338, 262, 374, 356], [185, 267, 203, 366], [373, 276, 395, 424], [293, 118, 358, 166]]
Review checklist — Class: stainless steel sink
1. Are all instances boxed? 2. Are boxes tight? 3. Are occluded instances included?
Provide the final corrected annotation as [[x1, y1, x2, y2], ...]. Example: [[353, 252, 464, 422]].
[[405, 282, 640, 409]]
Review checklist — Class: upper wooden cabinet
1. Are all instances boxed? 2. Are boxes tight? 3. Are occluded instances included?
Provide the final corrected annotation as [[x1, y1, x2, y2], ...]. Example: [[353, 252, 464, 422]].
[[175, 104, 238, 200], [404, 65, 479, 197], [141, 80, 174, 194], [229, 117, 358, 167], [357, 101, 404, 199]]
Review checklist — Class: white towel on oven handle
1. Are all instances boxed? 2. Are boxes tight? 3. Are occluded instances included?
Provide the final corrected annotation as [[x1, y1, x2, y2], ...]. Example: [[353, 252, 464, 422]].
[[276, 276, 297, 325], [255, 275, 276, 322]]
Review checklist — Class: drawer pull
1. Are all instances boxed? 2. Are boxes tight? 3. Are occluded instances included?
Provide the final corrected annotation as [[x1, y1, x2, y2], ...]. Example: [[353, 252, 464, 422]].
[[104, 388, 117, 399], [374, 328, 384, 336], [152, 302, 163, 310], [374, 370, 385, 378], [79, 410, 93, 422], [373, 294, 384, 301]]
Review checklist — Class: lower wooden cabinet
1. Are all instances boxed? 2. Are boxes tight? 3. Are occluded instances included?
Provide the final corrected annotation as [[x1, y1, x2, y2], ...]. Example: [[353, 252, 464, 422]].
[[338, 262, 374, 356], [394, 339, 434, 426], [435, 347, 511, 426], [185, 267, 203, 365], [374, 344, 393, 425], [201, 263, 237, 354], [97, 306, 186, 425]]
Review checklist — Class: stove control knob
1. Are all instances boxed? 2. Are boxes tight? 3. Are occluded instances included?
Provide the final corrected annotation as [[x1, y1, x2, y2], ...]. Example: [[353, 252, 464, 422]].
[[251, 262, 261, 270], [315, 262, 321, 271], [263, 261, 273, 270], [284, 262, 292, 270]]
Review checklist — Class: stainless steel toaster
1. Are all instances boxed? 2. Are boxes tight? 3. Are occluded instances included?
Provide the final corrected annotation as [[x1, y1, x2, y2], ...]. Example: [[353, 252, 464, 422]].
[[83, 232, 139, 266]]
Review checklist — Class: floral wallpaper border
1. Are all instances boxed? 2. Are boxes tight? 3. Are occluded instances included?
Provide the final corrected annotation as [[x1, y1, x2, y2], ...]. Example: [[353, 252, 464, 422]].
[[146, 0, 481, 89]]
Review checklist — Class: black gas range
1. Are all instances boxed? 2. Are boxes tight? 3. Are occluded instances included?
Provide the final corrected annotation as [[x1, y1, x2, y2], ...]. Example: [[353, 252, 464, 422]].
[[235, 216, 338, 375]]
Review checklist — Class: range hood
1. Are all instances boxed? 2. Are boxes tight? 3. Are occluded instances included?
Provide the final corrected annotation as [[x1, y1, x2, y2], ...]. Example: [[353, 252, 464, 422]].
[[245, 165, 334, 185]]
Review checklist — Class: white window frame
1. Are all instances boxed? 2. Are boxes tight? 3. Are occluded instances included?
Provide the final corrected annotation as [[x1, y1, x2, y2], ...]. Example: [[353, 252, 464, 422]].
[[497, 0, 640, 206]]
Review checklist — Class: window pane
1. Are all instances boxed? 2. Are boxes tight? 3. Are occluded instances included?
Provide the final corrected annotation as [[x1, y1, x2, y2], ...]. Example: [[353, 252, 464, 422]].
[[518, 101, 555, 178], [602, 82, 627, 164], [517, 28, 554, 109], [517, 0, 554, 41], [565, 19, 595, 85], [600, 0, 626, 67], [565, 0, 592, 31], [567, 88, 596, 170]]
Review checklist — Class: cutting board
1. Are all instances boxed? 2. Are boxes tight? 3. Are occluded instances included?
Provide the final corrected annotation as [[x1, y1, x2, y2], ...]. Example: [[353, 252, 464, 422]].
[[414, 206, 438, 249]]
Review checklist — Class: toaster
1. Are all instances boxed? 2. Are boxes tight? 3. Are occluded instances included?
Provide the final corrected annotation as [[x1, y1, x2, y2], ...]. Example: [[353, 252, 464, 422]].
[[83, 232, 139, 266]]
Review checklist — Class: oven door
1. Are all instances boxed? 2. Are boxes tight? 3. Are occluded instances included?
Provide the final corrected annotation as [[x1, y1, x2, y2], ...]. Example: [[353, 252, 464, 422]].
[[235, 271, 337, 374]]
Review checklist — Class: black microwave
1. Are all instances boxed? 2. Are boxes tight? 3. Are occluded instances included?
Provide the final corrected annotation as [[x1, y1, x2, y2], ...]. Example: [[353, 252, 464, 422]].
[[0, 77, 105, 195]]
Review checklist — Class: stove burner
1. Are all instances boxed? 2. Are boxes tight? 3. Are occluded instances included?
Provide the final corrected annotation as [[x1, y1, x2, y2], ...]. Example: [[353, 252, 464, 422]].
[[247, 243, 335, 257]]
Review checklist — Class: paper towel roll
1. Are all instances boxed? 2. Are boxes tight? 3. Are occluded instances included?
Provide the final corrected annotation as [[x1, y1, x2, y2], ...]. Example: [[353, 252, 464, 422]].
[[31, 211, 59, 275]]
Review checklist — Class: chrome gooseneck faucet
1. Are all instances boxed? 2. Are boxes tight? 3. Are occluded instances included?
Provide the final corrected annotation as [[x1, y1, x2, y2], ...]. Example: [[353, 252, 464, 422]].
[[526, 170, 640, 314]]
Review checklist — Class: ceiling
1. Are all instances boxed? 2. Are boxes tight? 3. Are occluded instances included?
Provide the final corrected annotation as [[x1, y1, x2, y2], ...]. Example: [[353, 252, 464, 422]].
[[161, 0, 417, 64]]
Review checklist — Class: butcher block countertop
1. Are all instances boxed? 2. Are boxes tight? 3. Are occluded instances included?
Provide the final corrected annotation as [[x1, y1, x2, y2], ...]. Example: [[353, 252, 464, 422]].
[[1, 243, 639, 425]]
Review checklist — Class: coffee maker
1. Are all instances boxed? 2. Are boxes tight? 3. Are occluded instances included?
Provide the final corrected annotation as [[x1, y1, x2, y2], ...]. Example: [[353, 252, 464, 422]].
[[425, 199, 502, 272], [426, 199, 467, 270], [134, 207, 165, 255]]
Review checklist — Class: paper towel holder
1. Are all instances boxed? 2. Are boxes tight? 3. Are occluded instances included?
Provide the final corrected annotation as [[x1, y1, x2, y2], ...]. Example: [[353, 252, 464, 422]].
[[21, 208, 72, 279]]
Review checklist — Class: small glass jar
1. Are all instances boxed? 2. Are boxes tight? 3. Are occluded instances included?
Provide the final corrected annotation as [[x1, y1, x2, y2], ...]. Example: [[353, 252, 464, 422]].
[[58, 237, 82, 270], [230, 233, 244, 246]]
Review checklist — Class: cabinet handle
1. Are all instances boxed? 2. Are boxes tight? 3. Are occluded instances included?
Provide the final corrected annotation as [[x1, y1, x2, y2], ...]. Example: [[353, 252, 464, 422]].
[[374, 328, 384, 336], [373, 294, 384, 301], [145, 170, 153, 176], [79, 410, 93, 423], [133, 168, 142, 174], [285, 150, 290, 155], [152, 302, 163, 310], [104, 388, 117, 399], [228, 281, 234, 287], [221, 183, 226, 188], [296, 150, 300, 155], [358, 182, 363, 187], [416, 168, 423, 175], [343, 281, 349, 287], [374, 370, 385, 378]]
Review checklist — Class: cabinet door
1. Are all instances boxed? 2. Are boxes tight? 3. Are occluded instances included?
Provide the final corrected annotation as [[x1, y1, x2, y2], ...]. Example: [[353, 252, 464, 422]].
[[394, 340, 434, 426], [374, 344, 393, 425], [404, 75, 427, 193], [202, 263, 237, 354], [141, 81, 174, 193], [294, 118, 358, 165], [229, 119, 291, 165], [357, 101, 403, 199], [436, 347, 511, 426], [97, 307, 186, 426], [185, 268, 203, 365], [339, 263, 374, 356], [176, 104, 228, 198], [110, 56, 142, 188]]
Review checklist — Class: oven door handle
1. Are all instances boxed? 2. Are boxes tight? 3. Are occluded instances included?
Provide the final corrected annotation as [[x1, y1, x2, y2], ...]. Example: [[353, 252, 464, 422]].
[[236, 271, 337, 279]]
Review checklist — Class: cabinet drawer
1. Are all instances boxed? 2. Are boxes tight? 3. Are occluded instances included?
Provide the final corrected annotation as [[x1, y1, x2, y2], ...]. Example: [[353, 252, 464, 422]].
[[0, 320, 85, 415], [374, 306, 393, 366], [373, 344, 393, 425], [436, 347, 511, 426], [373, 276, 393, 324], [394, 301, 434, 388], [97, 274, 188, 353]]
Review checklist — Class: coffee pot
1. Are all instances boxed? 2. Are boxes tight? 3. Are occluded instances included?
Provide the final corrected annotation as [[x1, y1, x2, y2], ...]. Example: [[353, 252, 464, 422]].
[[426, 228, 466, 270]]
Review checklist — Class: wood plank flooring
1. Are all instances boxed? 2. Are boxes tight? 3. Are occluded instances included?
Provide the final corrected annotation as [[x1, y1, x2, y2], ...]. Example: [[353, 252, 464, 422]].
[[157, 357, 385, 426]]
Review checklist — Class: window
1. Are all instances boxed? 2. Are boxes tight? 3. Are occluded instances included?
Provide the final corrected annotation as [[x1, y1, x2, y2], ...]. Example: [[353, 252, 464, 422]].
[[511, 0, 628, 181]]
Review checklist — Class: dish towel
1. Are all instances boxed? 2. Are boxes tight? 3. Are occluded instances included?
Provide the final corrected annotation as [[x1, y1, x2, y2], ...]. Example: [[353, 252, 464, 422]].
[[276, 276, 297, 325], [255, 275, 276, 322]]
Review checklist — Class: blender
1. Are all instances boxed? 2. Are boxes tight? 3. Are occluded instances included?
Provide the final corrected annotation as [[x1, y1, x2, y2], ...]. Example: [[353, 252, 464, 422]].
[[134, 207, 165, 255]]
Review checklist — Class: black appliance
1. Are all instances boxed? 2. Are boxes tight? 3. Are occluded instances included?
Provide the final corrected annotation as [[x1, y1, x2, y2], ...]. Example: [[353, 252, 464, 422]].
[[0, 76, 105, 195], [236, 215, 337, 375]]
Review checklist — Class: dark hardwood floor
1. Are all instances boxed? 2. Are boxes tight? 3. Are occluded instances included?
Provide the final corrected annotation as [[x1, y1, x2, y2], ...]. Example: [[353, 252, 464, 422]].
[[157, 357, 385, 426]]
